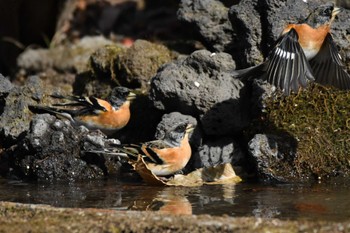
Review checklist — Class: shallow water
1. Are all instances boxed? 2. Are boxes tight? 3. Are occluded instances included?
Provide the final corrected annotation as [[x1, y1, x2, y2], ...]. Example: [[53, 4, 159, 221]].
[[0, 178, 350, 220]]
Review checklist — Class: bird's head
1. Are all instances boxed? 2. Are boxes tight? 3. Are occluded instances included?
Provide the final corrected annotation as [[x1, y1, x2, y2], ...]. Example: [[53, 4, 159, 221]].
[[304, 3, 342, 28], [164, 122, 194, 147], [108, 86, 136, 108]]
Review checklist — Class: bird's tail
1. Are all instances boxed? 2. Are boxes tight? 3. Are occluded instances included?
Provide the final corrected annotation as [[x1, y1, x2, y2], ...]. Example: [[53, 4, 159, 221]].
[[28, 105, 75, 122], [85, 144, 141, 160], [231, 63, 266, 82], [50, 94, 90, 107]]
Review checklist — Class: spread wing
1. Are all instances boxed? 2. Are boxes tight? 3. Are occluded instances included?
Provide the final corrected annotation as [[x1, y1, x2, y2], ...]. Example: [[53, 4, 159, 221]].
[[309, 33, 350, 89], [264, 28, 315, 95]]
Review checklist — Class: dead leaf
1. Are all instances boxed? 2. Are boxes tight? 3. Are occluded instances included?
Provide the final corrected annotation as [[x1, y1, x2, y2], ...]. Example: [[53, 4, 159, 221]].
[[130, 157, 241, 186]]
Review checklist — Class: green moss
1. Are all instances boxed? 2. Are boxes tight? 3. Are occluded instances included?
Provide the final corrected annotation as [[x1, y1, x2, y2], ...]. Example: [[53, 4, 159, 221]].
[[89, 44, 125, 82], [114, 40, 174, 89], [254, 84, 350, 179]]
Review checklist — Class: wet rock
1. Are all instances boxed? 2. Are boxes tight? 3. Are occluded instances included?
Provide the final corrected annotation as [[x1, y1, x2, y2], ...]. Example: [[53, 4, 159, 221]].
[[248, 134, 298, 182], [178, 0, 234, 52], [115, 40, 173, 89], [0, 76, 45, 146], [150, 49, 250, 136], [8, 114, 122, 181], [193, 137, 245, 169]]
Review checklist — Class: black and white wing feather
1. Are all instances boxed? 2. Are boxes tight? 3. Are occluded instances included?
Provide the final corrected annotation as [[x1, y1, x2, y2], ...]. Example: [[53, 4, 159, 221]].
[[309, 33, 350, 90], [265, 28, 315, 95]]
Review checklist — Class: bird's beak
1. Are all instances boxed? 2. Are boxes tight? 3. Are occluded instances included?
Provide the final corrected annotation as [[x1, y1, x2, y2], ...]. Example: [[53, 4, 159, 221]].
[[126, 92, 136, 101], [185, 124, 195, 133], [332, 7, 342, 17]]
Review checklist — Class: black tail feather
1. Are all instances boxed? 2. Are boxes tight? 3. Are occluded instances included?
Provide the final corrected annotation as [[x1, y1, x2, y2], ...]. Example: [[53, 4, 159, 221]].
[[28, 105, 75, 121], [231, 63, 266, 82]]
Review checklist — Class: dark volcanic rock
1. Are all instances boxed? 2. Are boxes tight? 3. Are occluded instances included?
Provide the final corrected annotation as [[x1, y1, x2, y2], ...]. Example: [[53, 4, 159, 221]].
[[248, 134, 299, 182], [178, 0, 234, 52], [150, 49, 250, 136], [0, 75, 13, 94], [332, 7, 350, 71], [193, 137, 245, 169], [8, 114, 122, 180], [228, 0, 311, 67], [0, 76, 45, 146], [0, 75, 14, 115]]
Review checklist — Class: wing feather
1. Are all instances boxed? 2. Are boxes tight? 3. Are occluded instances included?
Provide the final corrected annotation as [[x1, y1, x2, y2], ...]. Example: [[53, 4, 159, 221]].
[[265, 28, 315, 95], [310, 33, 350, 89]]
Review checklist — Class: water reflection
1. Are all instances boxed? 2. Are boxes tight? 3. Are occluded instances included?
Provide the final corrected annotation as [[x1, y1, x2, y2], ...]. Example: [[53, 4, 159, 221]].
[[130, 187, 193, 215], [1, 178, 350, 220]]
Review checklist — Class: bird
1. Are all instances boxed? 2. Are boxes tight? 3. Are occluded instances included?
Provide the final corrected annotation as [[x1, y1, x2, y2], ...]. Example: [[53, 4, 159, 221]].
[[29, 86, 136, 136], [233, 3, 350, 95], [88, 123, 194, 177]]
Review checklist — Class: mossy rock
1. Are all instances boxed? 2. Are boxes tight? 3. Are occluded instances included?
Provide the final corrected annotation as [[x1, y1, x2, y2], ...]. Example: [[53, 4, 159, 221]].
[[249, 83, 350, 181], [114, 39, 174, 90]]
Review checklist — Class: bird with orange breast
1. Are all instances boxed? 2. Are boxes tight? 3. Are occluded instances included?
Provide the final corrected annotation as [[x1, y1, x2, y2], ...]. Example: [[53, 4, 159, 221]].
[[233, 3, 350, 95], [29, 87, 136, 136], [89, 122, 194, 176]]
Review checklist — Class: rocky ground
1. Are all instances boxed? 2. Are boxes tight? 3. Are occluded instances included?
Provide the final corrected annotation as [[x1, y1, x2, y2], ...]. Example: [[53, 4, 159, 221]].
[[1, 201, 350, 233], [0, 0, 350, 184]]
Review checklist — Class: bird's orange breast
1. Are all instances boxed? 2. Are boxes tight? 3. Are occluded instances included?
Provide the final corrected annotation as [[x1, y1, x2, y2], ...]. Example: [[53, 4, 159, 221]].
[[282, 23, 330, 58], [153, 135, 192, 166], [78, 102, 131, 130]]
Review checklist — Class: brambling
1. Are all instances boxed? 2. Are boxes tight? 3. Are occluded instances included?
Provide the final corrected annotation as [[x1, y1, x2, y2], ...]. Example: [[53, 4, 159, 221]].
[[234, 3, 350, 95], [29, 87, 136, 136], [90, 123, 194, 176]]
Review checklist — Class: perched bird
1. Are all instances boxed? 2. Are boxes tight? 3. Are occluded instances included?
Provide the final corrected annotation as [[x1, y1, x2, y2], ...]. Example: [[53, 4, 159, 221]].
[[90, 123, 194, 176], [233, 3, 350, 95], [29, 87, 136, 136]]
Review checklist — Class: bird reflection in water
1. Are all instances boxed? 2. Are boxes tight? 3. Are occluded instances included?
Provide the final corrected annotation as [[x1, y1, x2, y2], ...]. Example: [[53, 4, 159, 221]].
[[130, 187, 192, 215], [128, 184, 237, 215]]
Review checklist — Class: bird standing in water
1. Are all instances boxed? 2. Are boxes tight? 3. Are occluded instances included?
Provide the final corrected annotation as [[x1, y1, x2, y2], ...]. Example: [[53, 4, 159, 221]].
[[89, 123, 194, 177]]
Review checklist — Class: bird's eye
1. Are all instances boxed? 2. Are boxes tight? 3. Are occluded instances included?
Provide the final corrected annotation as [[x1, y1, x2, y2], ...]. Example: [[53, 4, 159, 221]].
[[322, 7, 332, 16]]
